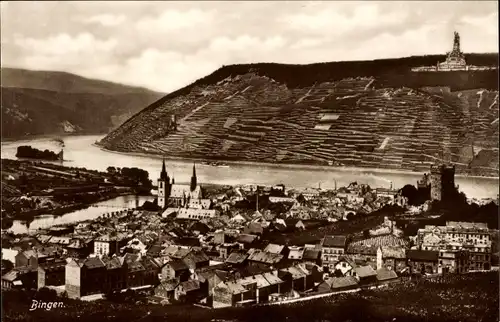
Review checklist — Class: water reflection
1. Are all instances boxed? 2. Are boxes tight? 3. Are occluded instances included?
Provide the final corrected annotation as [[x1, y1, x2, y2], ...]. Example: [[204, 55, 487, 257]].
[[8, 195, 154, 235]]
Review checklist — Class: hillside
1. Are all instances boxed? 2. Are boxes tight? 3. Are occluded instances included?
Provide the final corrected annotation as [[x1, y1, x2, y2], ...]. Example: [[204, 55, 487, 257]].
[[1, 68, 164, 138], [99, 54, 499, 176]]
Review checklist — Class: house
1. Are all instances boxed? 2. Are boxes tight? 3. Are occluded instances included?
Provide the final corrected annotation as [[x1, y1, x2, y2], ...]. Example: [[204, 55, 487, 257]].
[[318, 276, 358, 293], [287, 247, 304, 261], [302, 247, 322, 266], [375, 267, 399, 284], [154, 279, 179, 300], [407, 250, 439, 274], [238, 273, 283, 304], [247, 249, 283, 267], [146, 244, 163, 257], [321, 235, 347, 270], [182, 250, 210, 270], [66, 239, 92, 258], [2, 267, 37, 290], [244, 222, 264, 235], [188, 222, 211, 235], [15, 250, 42, 269], [230, 213, 251, 224], [213, 280, 251, 308], [161, 260, 190, 282], [225, 251, 249, 266], [176, 208, 216, 221], [94, 234, 128, 257], [346, 244, 378, 264], [174, 279, 202, 302], [438, 248, 469, 274], [195, 268, 228, 296], [37, 260, 66, 289], [376, 246, 407, 272], [264, 244, 289, 258], [236, 234, 258, 249], [278, 265, 309, 292], [333, 256, 363, 277], [219, 243, 241, 259], [353, 265, 377, 284]]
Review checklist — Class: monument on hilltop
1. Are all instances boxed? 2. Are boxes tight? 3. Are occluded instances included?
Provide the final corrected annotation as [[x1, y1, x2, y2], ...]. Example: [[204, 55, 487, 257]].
[[411, 31, 497, 72]]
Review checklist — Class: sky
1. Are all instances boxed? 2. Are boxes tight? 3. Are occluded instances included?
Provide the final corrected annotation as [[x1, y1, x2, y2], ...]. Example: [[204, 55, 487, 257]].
[[1, 1, 498, 93]]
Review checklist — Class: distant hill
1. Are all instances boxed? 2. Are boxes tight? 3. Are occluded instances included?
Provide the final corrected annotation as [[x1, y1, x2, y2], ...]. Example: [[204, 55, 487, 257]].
[[1, 68, 164, 138], [98, 53, 499, 176]]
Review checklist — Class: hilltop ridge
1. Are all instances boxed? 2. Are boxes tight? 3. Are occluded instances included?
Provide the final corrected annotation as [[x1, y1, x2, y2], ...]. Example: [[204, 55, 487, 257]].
[[1, 68, 164, 138], [99, 54, 499, 176]]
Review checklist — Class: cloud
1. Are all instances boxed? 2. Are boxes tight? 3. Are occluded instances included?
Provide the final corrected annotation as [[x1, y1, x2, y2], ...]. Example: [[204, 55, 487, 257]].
[[14, 33, 117, 56], [1, 1, 498, 93], [81, 14, 127, 27], [136, 9, 215, 33]]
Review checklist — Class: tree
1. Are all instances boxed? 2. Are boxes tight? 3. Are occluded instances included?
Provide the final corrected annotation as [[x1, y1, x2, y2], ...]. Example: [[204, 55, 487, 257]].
[[107, 166, 116, 174], [401, 184, 419, 205]]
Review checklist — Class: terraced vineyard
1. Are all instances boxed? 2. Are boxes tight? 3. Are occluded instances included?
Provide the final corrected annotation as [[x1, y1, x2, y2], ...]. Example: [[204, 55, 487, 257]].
[[99, 59, 499, 177]]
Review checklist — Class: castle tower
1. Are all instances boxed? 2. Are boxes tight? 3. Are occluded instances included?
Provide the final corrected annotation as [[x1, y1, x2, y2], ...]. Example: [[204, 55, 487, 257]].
[[430, 164, 456, 202], [190, 163, 197, 192], [157, 158, 170, 209]]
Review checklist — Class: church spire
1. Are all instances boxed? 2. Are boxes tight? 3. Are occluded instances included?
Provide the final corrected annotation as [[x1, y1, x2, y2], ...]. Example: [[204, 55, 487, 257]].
[[190, 163, 197, 191], [160, 158, 168, 181]]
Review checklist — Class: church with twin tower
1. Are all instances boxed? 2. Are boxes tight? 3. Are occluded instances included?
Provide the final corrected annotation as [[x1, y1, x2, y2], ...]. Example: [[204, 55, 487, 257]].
[[157, 159, 202, 209]]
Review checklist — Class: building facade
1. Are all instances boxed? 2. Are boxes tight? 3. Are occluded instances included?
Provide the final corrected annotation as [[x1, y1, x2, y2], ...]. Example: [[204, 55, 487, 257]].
[[157, 160, 202, 209]]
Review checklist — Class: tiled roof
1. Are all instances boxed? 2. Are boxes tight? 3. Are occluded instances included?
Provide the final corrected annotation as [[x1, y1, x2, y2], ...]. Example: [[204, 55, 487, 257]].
[[279, 266, 306, 280], [226, 251, 248, 264], [302, 248, 320, 260], [326, 276, 358, 289], [247, 249, 283, 265], [323, 235, 347, 248], [380, 246, 406, 259], [346, 244, 378, 256], [288, 247, 304, 260], [171, 247, 191, 259], [239, 274, 270, 288], [376, 268, 398, 281], [407, 250, 439, 262], [166, 259, 189, 271], [237, 234, 257, 244], [262, 272, 283, 285], [180, 279, 200, 292], [185, 250, 209, 263], [264, 243, 285, 254], [354, 265, 377, 278], [39, 260, 66, 272], [84, 257, 105, 269], [158, 279, 179, 291], [104, 257, 123, 270], [217, 281, 247, 294], [244, 223, 264, 235], [2, 270, 19, 282]]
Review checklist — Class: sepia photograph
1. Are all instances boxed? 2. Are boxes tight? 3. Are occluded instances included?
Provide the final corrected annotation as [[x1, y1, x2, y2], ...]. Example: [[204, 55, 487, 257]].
[[1, 1, 499, 321]]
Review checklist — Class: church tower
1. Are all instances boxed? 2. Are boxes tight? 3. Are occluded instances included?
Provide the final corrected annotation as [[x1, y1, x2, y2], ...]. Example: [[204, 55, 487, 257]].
[[157, 158, 170, 209], [190, 163, 197, 192]]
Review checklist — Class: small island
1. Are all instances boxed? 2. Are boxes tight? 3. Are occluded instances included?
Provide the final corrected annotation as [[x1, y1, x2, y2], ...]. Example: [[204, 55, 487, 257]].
[[16, 145, 63, 161]]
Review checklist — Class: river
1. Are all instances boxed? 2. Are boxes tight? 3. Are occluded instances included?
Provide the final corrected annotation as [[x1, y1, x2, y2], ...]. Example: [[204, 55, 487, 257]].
[[2, 134, 498, 234], [7, 195, 154, 235]]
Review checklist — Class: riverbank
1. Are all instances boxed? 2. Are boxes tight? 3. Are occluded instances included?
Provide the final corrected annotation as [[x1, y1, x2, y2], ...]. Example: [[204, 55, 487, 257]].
[[2, 190, 135, 232], [2, 132, 108, 144], [94, 144, 500, 180]]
